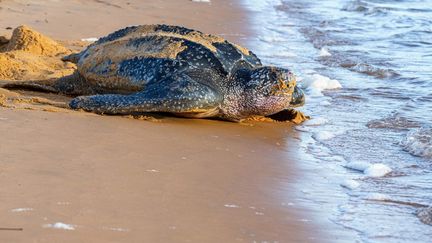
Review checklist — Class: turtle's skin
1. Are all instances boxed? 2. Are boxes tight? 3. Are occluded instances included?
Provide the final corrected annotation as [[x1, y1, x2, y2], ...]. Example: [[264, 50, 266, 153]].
[[7, 24, 305, 121]]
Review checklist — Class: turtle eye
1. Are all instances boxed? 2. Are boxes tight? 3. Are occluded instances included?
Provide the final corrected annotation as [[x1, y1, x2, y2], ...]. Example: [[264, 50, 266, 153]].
[[286, 72, 296, 86]]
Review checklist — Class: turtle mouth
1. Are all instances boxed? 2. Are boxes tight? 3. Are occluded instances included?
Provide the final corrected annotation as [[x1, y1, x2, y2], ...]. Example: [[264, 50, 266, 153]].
[[290, 85, 305, 107]]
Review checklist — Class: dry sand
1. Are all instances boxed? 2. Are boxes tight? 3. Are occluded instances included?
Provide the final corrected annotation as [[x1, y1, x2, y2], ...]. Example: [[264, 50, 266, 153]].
[[0, 0, 341, 242], [0, 0, 251, 41], [0, 25, 75, 81]]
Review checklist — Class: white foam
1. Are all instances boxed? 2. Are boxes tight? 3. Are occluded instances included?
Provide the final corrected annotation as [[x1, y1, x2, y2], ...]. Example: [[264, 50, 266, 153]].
[[320, 100, 332, 106], [364, 163, 392, 177], [332, 155, 346, 162], [224, 204, 240, 208], [339, 204, 355, 213], [302, 69, 316, 75], [313, 131, 336, 141], [43, 222, 76, 230], [270, 50, 298, 58], [300, 73, 342, 96], [294, 126, 311, 132], [319, 47, 332, 57], [345, 161, 372, 172], [303, 117, 328, 126], [281, 202, 295, 207], [102, 226, 130, 232], [10, 208, 33, 212], [81, 37, 98, 42], [400, 127, 432, 158], [366, 193, 391, 201], [258, 35, 286, 43], [340, 179, 360, 190], [345, 162, 392, 177]]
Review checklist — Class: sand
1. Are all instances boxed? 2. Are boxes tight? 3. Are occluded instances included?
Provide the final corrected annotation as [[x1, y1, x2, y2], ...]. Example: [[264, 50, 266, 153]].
[[0, 0, 251, 41], [0, 0, 336, 242], [0, 25, 75, 80], [0, 108, 327, 243]]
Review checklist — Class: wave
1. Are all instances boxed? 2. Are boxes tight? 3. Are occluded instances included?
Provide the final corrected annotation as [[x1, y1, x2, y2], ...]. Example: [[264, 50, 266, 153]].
[[400, 127, 432, 159], [342, 0, 395, 15], [299, 27, 354, 49], [320, 55, 400, 79], [417, 207, 432, 225], [349, 63, 399, 79], [367, 113, 421, 130]]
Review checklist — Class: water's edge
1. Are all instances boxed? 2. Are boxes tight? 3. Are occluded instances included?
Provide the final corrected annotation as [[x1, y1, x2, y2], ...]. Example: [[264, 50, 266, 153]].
[[242, 0, 432, 242]]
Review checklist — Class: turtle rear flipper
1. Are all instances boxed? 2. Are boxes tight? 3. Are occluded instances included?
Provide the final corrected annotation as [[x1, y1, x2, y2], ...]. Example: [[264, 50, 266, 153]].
[[69, 73, 222, 117], [61, 52, 82, 64], [2, 71, 94, 96], [2, 78, 59, 93]]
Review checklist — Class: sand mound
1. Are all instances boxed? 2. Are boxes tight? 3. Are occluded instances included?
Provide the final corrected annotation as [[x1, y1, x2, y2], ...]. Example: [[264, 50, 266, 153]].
[[5, 25, 69, 56], [0, 25, 75, 81]]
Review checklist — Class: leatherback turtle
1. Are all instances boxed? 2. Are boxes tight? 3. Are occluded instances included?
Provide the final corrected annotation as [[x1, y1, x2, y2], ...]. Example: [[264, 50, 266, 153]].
[[7, 24, 305, 121]]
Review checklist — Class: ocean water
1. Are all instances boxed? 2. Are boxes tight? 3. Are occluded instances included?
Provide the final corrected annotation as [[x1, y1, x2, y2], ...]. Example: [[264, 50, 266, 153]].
[[243, 0, 432, 241]]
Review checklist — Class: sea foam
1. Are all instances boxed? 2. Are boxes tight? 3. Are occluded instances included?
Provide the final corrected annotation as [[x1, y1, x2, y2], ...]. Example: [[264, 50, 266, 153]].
[[303, 117, 328, 126], [43, 222, 76, 230], [10, 208, 33, 212], [366, 193, 391, 201], [300, 73, 342, 96], [345, 161, 371, 171], [345, 162, 392, 177], [364, 164, 392, 177], [312, 131, 336, 141], [319, 47, 332, 57], [340, 179, 360, 190]]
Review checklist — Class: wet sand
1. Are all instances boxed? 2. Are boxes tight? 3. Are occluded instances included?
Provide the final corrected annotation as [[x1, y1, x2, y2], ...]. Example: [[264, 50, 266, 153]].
[[0, 109, 321, 242], [1, 0, 334, 242]]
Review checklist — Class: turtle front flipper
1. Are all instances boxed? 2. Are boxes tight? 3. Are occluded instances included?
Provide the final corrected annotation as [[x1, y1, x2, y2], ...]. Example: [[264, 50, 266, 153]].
[[69, 72, 223, 117]]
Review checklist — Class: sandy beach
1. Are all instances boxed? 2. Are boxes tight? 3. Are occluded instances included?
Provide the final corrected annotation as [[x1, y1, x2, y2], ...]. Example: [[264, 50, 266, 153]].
[[0, 0, 352, 242]]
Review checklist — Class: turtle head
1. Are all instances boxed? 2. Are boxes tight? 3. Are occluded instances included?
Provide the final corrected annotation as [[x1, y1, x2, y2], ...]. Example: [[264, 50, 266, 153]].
[[240, 66, 305, 116]]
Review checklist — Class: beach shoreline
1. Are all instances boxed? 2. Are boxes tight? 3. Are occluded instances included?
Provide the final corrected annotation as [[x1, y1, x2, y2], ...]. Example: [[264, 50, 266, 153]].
[[0, 0, 342, 242]]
